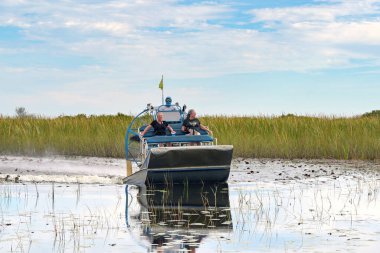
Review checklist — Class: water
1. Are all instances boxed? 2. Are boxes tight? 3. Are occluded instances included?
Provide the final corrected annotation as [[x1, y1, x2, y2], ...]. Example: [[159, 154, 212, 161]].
[[1, 168, 379, 253]]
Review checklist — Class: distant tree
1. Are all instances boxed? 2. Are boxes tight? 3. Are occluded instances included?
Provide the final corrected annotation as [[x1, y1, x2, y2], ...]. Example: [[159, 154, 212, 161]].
[[280, 113, 297, 118], [362, 110, 380, 117], [117, 112, 127, 117], [15, 107, 27, 117]]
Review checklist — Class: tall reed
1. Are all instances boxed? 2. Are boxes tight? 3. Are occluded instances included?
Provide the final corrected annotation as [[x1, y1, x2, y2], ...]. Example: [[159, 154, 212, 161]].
[[202, 115, 380, 160], [0, 114, 132, 158], [1, 114, 379, 159]]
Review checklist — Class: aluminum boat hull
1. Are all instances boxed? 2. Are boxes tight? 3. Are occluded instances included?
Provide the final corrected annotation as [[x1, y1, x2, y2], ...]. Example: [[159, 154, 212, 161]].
[[123, 145, 233, 185]]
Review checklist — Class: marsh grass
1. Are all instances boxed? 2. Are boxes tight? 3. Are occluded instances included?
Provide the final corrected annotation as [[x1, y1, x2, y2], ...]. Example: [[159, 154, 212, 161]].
[[0, 114, 132, 158], [203, 115, 380, 160], [1, 114, 379, 159]]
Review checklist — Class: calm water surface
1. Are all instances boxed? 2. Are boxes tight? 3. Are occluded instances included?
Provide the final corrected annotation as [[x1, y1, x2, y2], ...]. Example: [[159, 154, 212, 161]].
[[1, 170, 379, 252]]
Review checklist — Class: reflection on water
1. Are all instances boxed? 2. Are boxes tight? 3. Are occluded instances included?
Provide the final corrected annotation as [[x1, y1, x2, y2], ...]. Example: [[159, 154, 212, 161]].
[[127, 183, 232, 252], [0, 170, 380, 252]]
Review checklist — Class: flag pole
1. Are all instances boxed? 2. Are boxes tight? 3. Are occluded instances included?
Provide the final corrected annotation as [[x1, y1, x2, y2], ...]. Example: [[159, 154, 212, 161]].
[[161, 75, 164, 105]]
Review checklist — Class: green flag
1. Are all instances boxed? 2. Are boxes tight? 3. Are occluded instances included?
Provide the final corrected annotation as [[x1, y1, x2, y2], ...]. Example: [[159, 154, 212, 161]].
[[159, 76, 163, 90]]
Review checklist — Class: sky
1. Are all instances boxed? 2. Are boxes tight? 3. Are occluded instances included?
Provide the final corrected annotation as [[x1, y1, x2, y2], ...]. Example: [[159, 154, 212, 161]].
[[0, 0, 379, 116]]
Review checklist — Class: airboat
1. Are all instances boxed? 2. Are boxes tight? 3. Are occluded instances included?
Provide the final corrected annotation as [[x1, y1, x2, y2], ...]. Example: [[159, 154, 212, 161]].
[[123, 97, 233, 185]]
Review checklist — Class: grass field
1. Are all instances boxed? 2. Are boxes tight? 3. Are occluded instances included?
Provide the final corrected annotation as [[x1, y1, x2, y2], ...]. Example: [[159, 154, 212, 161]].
[[0, 113, 379, 159]]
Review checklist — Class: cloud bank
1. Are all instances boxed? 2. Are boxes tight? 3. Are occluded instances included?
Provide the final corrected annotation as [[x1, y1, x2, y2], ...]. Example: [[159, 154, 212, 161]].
[[0, 0, 379, 115]]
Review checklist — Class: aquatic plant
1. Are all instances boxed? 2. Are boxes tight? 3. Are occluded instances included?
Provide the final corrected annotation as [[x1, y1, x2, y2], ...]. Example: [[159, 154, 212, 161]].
[[0, 114, 132, 158], [202, 115, 380, 160], [1, 174, 380, 252], [0, 114, 379, 159]]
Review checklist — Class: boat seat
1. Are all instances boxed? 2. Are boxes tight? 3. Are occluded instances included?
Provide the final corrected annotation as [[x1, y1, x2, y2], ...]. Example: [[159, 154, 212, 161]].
[[146, 134, 213, 144], [140, 123, 208, 137]]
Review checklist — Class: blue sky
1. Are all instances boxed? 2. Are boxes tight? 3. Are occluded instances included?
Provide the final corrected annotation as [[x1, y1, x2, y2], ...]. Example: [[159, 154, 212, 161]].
[[0, 0, 379, 116]]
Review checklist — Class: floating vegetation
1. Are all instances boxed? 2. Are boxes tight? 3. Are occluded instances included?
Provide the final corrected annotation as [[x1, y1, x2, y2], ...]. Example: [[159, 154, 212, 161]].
[[1, 166, 380, 252]]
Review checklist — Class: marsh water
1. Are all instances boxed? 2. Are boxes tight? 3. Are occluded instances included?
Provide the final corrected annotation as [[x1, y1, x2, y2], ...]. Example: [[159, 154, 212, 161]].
[[1, 157, 380, 252]]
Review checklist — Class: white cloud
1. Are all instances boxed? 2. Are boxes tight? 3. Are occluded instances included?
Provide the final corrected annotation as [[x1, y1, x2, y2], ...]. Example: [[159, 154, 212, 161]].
[[250, 0, 380, 23], [304, 21, 380, 44], [64, 20, 133, 35], [1, 0, 378, 78], [0, 0, 230, 33], [1, 0, 380, 115], [248, 0, 380, 46]]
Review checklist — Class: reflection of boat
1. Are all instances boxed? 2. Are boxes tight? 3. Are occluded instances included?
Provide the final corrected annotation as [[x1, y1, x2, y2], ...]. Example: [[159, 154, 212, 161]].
[[138, 183, 232, 228], [123, 97, 233, 185], [125, 183, 232, 252]]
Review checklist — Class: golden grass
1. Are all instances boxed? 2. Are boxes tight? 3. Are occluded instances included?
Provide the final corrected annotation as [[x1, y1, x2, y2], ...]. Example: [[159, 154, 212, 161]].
[[202, 115, 380, 160], [1, 114, 379, 159], [0, 115, 132, 158]]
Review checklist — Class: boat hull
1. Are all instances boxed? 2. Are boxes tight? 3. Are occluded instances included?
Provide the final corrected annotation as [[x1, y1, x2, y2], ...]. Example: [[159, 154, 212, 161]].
[[123, 145, 233, 185], [146, 165, 230, 184]]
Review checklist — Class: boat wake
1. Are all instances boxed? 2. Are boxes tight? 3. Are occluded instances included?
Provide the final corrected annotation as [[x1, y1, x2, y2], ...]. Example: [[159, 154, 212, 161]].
[[0, 155, 125, 184]]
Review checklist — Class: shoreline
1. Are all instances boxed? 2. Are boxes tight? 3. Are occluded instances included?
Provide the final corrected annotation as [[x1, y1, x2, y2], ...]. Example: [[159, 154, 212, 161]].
[[1, 155, 379, 184]]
